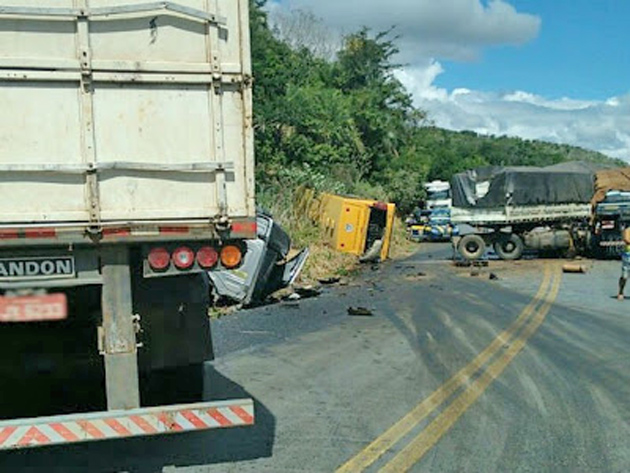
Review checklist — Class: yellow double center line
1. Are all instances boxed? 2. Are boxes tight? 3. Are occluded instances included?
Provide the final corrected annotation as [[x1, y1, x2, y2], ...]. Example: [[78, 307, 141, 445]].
[[337, 265, 561, 473]]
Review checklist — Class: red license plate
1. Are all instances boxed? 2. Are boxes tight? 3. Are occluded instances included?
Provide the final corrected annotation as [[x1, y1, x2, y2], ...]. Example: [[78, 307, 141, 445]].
[[0, 294, 67, 323]]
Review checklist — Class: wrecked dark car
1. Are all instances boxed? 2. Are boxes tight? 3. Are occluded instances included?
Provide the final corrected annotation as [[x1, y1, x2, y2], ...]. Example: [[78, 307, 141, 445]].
[[207, 211, 309, 306]]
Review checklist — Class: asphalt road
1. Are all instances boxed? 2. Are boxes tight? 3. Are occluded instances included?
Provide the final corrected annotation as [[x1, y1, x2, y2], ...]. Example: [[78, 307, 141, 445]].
[[3, 244, 630, 472]]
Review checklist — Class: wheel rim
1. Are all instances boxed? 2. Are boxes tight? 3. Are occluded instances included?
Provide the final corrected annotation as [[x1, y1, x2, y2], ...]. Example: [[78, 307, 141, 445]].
[[465, 241, 479, 253], [503, 241, 516, 253]]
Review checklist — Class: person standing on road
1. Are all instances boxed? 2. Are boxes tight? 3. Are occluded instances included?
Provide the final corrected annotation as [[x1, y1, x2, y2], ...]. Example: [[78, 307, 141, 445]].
[[618, 226, 630, 300]]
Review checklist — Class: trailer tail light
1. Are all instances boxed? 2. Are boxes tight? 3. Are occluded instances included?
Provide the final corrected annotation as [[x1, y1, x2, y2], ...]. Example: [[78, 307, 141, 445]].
[[148, 247, 170, 271], [172, 246, 195, 270], [197, 246, 219, 269], [220, 245, 242, 269]]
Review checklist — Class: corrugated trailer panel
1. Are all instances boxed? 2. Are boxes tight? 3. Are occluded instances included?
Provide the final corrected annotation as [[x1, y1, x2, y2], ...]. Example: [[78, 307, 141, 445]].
[[0, 0, 254, 225]]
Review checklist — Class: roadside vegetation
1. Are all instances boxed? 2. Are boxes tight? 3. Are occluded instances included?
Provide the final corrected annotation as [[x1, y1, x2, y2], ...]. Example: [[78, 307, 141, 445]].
[[250, 0, 621, 279]]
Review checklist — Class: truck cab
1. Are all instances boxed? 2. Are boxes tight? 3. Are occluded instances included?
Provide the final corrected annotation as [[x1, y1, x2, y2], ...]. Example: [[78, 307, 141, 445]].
[[424, 180, 452, 210]]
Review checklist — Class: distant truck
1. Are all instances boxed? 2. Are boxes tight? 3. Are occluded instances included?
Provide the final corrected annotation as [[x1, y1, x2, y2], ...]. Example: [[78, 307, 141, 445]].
[[424, 180, 452, 210], [0, 0, 255, 451], [591, 191, 630, 258], [450, 162, 618, 260], [590, 168, 630, 258]]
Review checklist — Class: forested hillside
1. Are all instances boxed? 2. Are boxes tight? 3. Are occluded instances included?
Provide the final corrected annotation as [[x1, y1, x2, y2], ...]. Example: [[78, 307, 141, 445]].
[[250, 0, 621, 215]]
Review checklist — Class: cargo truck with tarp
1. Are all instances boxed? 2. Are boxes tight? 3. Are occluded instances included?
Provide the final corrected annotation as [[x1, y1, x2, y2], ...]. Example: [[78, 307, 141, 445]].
[[450, 162, 604, 260], [0, 0, 255, 451]]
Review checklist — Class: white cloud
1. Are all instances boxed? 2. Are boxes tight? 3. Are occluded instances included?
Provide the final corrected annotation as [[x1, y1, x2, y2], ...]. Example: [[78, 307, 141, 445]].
[[267, 1, 630, 161], [395, 60, 447, 101], [397, 63, 630, 160], [272, 0, 540, 60]]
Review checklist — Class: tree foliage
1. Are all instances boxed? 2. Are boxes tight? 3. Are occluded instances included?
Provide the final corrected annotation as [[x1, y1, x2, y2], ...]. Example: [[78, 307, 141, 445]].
[[250, 1, 621, 214]]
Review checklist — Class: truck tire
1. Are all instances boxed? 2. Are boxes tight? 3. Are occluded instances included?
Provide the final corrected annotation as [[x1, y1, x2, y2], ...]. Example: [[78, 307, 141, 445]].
[[493, 234, 524, 260], [458, 234, 486, 260]]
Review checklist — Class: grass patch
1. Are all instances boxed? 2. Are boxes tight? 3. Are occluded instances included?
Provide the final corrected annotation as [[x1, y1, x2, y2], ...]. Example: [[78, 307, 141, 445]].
[[271, 213, 360, 285]]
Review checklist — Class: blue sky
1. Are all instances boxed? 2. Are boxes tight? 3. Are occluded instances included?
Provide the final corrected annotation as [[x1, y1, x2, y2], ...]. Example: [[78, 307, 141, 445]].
[[269, 0, 630, 160], [437, 0, 630, 100]]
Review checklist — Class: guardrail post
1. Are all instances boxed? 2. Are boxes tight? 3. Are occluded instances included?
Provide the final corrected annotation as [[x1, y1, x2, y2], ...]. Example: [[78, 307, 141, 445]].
[[101, 246, 140, 410]]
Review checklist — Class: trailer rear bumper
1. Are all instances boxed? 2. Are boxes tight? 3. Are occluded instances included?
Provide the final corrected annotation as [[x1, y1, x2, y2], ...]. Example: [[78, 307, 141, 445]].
[[0, 398, 254, 451]]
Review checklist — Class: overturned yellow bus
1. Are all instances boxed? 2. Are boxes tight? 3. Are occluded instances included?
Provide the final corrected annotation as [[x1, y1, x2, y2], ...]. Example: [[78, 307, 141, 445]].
[[298, 190, 396, 261]]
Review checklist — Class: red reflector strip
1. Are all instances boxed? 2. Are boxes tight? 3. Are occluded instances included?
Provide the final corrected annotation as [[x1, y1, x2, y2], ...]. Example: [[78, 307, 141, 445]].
[[24, 229, 57, 239], [206, 408, 232, 427], [159, 226, 190, 235], [130, 416, 158, 434], [0, 230, 19, 240], [157, 413, 183, 432], [18, 427, 50, 447], [180, 411, 207, 429], [0, 427, 16, 445], [78, 420, 106, 440], [104, 419, 132, 437], [0, 229, 57, 240], [0, 400, 254, 450], [231, 221, 257, 234], [50, 423, 79, 442], [230, 405, 255, 424], [103, 228, 132, 237]]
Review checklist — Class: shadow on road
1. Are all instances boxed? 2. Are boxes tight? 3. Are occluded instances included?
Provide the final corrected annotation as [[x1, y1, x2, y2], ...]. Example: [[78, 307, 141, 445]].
[[0, 365, 275, 473]]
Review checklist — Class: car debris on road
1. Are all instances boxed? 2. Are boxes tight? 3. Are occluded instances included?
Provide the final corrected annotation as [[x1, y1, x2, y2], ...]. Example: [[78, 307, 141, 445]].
[[319, 277, 341, 285], [208, 211, 310, 307], [347, 307, 374, 316], [562, 263, 588, 273]]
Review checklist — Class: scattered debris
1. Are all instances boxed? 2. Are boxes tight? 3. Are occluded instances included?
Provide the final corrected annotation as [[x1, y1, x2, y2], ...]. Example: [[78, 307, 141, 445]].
[[286, 293, 301, 301], [454, 260, 489, 268], [294, 286, 322, 299], [208, 305, 239, 319], [319, 277, 341, 285], [396, 265, 416, 270], [489, 273, 499, 280], [470, 269, 480, 277], [562, 263, 587, 274], [281, 302, 300, 309], [405, 272, 428, 282], [347, 307, 374, 316]]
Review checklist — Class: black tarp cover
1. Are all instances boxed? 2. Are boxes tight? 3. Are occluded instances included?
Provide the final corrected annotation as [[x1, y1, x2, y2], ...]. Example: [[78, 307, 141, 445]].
[[451, 162, 598, 208]]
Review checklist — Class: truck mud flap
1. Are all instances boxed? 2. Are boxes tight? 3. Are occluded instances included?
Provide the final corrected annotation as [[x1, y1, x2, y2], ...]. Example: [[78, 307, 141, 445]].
[[0, 399, 253, 450]]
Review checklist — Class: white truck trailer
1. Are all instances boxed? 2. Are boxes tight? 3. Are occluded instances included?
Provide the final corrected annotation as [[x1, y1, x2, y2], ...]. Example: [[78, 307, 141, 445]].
[[0, 0, 255, 450], [451, 203, 592, 260]]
